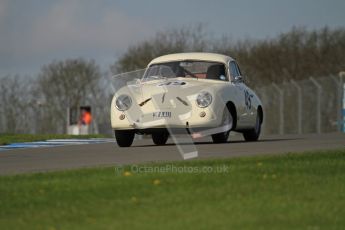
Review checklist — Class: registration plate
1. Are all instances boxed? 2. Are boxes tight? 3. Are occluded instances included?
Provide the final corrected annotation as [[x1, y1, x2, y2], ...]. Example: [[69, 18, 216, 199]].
[[153, 111, 171, 118]]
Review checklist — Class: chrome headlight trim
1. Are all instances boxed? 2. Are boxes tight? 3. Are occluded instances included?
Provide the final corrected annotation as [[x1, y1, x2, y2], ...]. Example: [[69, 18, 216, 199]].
[[196, 91, 212, 108], [115, 94, 132, 111]]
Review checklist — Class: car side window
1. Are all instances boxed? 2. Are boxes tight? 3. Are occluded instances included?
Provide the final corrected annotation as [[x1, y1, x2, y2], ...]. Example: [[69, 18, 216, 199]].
[[229, 61, 239, 78], [235, 62, 242, 76]]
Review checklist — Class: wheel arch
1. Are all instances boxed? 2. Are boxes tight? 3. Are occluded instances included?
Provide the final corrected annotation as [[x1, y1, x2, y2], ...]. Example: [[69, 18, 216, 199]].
[[226, 101, 237, 130], [257, 105, 263, 124]]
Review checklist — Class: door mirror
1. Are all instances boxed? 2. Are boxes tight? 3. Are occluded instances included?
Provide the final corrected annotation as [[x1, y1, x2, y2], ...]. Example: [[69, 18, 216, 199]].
[[233, 75, 244, 83]]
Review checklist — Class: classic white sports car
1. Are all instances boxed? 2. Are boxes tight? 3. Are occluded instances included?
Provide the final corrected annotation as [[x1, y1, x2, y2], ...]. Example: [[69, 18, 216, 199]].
[[111, 53, 263, 147]]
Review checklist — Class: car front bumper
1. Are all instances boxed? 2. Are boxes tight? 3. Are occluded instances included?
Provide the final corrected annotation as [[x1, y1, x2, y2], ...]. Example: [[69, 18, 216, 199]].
[[111, 105, 224, 131]]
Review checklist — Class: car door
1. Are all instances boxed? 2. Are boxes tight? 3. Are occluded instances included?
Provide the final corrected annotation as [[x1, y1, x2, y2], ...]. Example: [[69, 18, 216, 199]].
[[229, 61, 253, 128]]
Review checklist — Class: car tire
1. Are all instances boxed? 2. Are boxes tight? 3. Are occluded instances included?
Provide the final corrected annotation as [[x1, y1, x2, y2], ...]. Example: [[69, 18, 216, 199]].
[[152, 132, 169, 145], [211, 108, 233, 143], [115, 130, 135, 147], [243, 114, 261, 142]]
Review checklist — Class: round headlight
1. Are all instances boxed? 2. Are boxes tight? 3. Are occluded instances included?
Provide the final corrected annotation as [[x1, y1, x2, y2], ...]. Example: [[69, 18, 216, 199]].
[[196, 91, 212, 108], [115, 94, 132, 111]]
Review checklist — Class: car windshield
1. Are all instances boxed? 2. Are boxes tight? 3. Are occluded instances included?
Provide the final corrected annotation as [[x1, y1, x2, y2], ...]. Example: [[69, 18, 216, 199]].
[[143, 61, 227, 81]]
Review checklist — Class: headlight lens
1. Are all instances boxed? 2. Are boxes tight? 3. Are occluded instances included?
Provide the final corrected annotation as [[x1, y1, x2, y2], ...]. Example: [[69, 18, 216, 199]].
[[196, 91, 212, 108], [115, 94, 132, 111]]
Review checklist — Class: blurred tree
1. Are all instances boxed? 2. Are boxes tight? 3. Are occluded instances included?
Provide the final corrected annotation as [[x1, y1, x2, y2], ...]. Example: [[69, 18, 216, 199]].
[[222, 27, 345, 85], [111, 24, 209, 74], [0, 75, 32, 133], [36, 58, 103, 133]]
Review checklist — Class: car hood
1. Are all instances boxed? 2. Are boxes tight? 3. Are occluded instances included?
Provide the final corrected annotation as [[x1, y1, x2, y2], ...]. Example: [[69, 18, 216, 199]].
[[127, 78, 223, 100]]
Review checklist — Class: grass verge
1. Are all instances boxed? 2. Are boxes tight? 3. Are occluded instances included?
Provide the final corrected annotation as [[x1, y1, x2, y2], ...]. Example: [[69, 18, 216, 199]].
[[0, 149, 345, 229], [0, 133, 108, 145]]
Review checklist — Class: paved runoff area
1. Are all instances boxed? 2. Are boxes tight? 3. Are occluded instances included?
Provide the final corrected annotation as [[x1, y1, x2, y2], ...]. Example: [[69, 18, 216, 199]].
[[0, 133, 344, 175]]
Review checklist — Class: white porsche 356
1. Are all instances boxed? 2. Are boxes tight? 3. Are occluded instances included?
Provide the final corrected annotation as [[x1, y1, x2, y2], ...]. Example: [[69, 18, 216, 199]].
[[111, 53, 263, 147]]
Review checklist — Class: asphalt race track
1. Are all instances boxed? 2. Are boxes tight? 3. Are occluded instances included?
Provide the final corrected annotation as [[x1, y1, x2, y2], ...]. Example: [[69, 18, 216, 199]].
[[0, 133, 344, 175]]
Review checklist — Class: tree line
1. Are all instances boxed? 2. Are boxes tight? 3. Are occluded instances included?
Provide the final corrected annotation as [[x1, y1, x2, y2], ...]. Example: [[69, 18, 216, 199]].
[[113, 26, 345, 86], [1, 26, 344, 134]]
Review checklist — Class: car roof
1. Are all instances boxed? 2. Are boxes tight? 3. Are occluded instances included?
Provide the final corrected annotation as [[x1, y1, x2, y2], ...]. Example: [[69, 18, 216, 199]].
[[148, 52, 234, 66]]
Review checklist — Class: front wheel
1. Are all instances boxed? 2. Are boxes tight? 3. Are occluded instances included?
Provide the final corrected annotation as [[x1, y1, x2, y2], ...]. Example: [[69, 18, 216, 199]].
[[115, 130, 135, 147], [243, 114, 261, 142], [152, 132, 169, 145]]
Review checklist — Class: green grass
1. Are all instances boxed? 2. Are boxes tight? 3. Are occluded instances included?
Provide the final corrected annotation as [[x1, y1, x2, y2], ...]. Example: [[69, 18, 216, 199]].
[[0, 133, 108, 145], [1, 149, 345, 230]]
